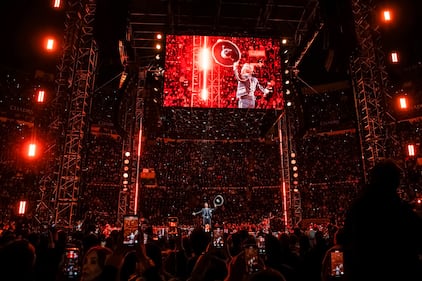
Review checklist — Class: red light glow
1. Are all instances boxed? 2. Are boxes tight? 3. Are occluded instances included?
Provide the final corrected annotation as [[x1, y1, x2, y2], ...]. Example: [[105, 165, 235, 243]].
[[383, 10, 392, 22], [408, 144, 415, 157], [53, 0, 61, 8], [37, 90, 45, 103], [18, 201, 27, 215], [47, 38, 55, 51], [399, 97, 408, 109], [391, 52, 399, 63], [28, 143, 36, 157]]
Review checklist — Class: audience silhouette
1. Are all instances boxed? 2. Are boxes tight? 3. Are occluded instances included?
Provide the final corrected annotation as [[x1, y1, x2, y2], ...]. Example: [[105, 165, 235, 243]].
[[343, 159, 422, 281]]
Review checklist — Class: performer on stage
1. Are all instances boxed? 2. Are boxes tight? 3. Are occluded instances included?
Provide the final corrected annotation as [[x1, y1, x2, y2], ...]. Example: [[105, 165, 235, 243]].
[[233, 61, 269, 109], [192, 202, 215, 227]]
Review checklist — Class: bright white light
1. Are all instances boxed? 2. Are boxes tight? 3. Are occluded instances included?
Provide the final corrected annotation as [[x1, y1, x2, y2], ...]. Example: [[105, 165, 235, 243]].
[[53, 0, 61, 8], [200, 48, 211, 70], [201, 89, 208, 100], [19, 201, 27, 215], [391, 52, 399, 63], [46, 39, 54, 50], [28, 144, 36, 157], [37, 90, 45, 103], [383, 10, 391, 22], [399, 97, 407, 109], [408, 144, 415, 157]]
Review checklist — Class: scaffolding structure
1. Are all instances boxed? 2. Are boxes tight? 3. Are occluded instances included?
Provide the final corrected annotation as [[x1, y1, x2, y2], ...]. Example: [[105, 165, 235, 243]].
[[279, 109, 302, 229], [34, 0, 98, 228], [349, 0, 396, 181], [117, 68, 146, 225]]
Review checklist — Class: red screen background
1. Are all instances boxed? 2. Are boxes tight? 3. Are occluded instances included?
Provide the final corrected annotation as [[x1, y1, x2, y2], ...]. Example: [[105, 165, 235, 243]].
[[163, 35, 284, 109]]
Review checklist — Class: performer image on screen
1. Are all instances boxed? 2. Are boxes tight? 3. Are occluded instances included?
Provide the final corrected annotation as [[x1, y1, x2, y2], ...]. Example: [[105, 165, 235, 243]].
[[233, 61, 269, 109], [192, 202, 215, 227]]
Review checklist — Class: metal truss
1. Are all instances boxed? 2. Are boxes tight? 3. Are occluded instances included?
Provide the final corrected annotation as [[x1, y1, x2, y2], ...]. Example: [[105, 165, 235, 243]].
[[279, 110, 302, 230], [35, 0, 97, 227], [117, 68, 146, 225], [350, 0, 396, 181], [52, 0, 98, 228]]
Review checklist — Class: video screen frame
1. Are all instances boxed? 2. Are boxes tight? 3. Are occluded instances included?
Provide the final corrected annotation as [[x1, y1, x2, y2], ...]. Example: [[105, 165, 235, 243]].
[[163, 34, 284, 110]]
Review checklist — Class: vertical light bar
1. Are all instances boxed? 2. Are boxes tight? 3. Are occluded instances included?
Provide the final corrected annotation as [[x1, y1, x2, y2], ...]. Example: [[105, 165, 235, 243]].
[[37, 90, 45, 103], [200, 36, 209, 101], [19, 201, 27, 215], [282, 181, 288, 230], [391, 52, 399, 63], [399, 97, 407, 109], [46, 38, 55, 50], [53, 0, 61, 8], [408, 144, 415, 157], [28, 143, 36, 157], [383, 10, 391, 22], [134, 119, 143, 214], [278, 119, 290, 231]]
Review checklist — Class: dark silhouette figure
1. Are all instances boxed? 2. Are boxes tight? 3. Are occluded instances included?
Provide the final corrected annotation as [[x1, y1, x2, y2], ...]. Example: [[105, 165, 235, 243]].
[[0, 239, 37, 281], [343, 159, 422, 281]]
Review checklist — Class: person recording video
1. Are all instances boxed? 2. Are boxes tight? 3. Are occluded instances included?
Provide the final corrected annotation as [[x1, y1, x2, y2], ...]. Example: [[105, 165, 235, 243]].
[[233, 61, 269, 109]]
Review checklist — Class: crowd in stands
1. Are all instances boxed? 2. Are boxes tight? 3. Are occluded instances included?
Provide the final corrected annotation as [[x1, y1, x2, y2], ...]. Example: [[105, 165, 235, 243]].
[[301, 87, 356, 133], [1, 109, 421, 232], [1, 63, 422, 280], [158, 108, 280, 140], [0, 215, 346, 281]]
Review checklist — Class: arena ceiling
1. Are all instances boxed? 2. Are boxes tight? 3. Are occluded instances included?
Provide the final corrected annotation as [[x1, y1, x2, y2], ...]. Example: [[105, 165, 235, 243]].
[[127, 0, 323, 68]]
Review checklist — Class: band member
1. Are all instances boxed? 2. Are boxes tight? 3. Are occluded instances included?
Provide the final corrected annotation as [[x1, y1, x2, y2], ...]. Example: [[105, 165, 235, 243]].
[[192, 202, 215, 227], [233, 61, 269, 108]]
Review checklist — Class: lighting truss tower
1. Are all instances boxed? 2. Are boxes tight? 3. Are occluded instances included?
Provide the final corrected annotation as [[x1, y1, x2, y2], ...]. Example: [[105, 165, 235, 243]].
[[34, 0, 97, 227], [117, 67, 146, 225], [279, 111, 302, 229], [349, 0, 396, 181], [53, 0, 98, 228]]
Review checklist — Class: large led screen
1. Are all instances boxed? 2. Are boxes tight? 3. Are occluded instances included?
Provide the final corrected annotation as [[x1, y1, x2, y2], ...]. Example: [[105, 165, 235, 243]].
[[163, 35, 283, 110]]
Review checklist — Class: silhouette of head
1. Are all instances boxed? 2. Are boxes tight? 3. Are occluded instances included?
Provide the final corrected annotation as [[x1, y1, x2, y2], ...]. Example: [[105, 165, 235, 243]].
[[0, 239, 36, 281], [368, 159, 401, 192]]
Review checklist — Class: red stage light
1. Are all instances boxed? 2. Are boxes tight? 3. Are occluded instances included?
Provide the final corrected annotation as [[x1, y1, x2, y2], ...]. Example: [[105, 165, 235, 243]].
[[53, 0, 62, 8], [399, 97, 408, 109], [28, 143, 36, 157], [390, 51, 399, 63], [18, 200, 27, 215], [46, 38, 55, 51], [408, 144, 415, 157], [383, 10, 392, 22], [37, 90, 45, 103]]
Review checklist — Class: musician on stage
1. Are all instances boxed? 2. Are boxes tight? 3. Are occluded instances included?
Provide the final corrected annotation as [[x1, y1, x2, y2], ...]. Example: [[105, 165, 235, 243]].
[[192, 202, 215, 227], [233, 61, 269, 108]]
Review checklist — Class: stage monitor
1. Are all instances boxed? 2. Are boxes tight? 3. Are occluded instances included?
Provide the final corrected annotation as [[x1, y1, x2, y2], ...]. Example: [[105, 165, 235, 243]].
[[163, 35, 283, 110]]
